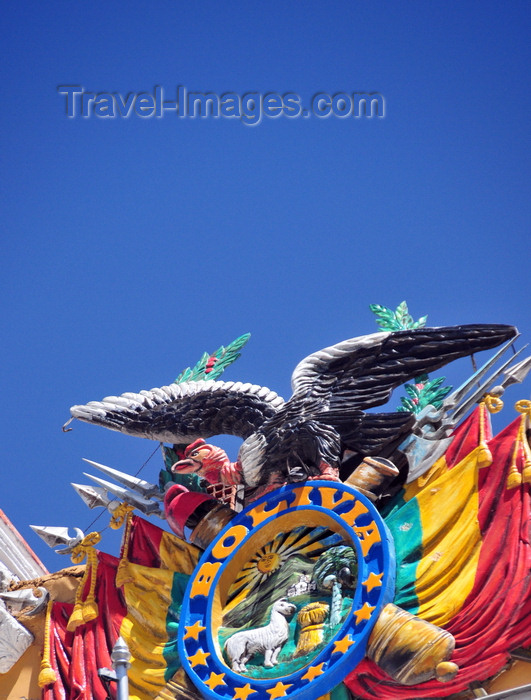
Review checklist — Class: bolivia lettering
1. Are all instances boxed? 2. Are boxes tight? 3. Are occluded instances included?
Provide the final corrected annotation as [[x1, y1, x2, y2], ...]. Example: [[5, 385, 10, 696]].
[[179, 481, 395, 700]]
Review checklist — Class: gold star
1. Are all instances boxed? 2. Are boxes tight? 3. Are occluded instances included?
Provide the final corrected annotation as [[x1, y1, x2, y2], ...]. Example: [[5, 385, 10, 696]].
[[353, 603, 375, 624], [332, 635, 355, 654], [183, 620, 206, 640], [188, 648, 210, 667], [205, 672, 226, 690], [362, 571, 384, 593], [267, 681, 292, 698], [301, 663, 325, 681], [233, 683, 256, 700]]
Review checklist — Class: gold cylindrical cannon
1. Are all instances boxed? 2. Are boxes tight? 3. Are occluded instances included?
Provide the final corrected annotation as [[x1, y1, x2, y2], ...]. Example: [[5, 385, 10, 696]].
[[345, 457, 399, 501], [367, 603, 459, 685], [188, 503, 236, 550]]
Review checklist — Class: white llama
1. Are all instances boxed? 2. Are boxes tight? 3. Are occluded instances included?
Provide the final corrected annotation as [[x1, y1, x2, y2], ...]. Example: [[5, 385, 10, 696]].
[[224, 598, 297, 673]]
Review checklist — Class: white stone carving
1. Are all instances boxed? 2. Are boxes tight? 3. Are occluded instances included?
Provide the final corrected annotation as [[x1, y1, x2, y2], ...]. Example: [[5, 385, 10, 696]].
[[0, 600, 33, 673], [0, 510, 48, 582]]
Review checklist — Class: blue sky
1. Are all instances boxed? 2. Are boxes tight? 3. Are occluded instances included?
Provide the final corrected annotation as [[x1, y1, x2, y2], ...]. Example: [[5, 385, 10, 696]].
[[2, 2, 530, 572]]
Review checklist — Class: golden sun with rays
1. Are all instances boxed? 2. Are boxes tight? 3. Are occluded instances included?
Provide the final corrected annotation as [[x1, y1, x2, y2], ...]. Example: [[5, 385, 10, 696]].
[[256, 551, 281, 574], [225, 526, 342, 613]]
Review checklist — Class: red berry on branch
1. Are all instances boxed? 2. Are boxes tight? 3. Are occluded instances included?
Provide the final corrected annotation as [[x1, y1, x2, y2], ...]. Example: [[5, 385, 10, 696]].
[[205, 356, 217, 374]]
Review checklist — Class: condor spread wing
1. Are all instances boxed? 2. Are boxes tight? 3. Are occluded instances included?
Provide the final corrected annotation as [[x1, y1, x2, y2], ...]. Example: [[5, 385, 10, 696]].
[[290, 324, 518, 412], [69, 380, 285, 443]]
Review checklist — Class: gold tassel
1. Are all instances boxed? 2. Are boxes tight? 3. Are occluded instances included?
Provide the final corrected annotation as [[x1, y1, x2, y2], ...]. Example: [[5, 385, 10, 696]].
[[507, 462, 523, 489], [66, 532, 101, 631], [522, 456, 531, 484], [82, 547, 100, 622], [38, 599, 57, 687], [110, 502, 135, 530], [515, 401, 531, 484], [506, 404, 530, 489], [112, 504, 135, 587], [484, 394, 504, 414], [115, 559, 134, 588], [477, 401, 494, 468], [66, 603, 86, 632]]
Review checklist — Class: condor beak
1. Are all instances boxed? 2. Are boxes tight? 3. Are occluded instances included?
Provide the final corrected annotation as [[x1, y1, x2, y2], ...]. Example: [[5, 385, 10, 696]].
[[171, 458, 200, 474]]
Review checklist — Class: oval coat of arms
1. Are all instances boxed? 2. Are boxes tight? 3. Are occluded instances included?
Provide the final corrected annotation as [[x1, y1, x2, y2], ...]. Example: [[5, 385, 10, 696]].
[[179, 481, 395, 700]]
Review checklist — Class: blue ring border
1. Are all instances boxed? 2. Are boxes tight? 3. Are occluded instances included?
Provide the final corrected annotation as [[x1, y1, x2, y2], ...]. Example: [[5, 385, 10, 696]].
[[178, 481, 396, 700]]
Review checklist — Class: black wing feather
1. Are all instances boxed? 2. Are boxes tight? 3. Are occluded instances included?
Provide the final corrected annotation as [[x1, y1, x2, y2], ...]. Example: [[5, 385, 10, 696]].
[[291, 324, 517, 412], [70, 380, 284, 443]]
